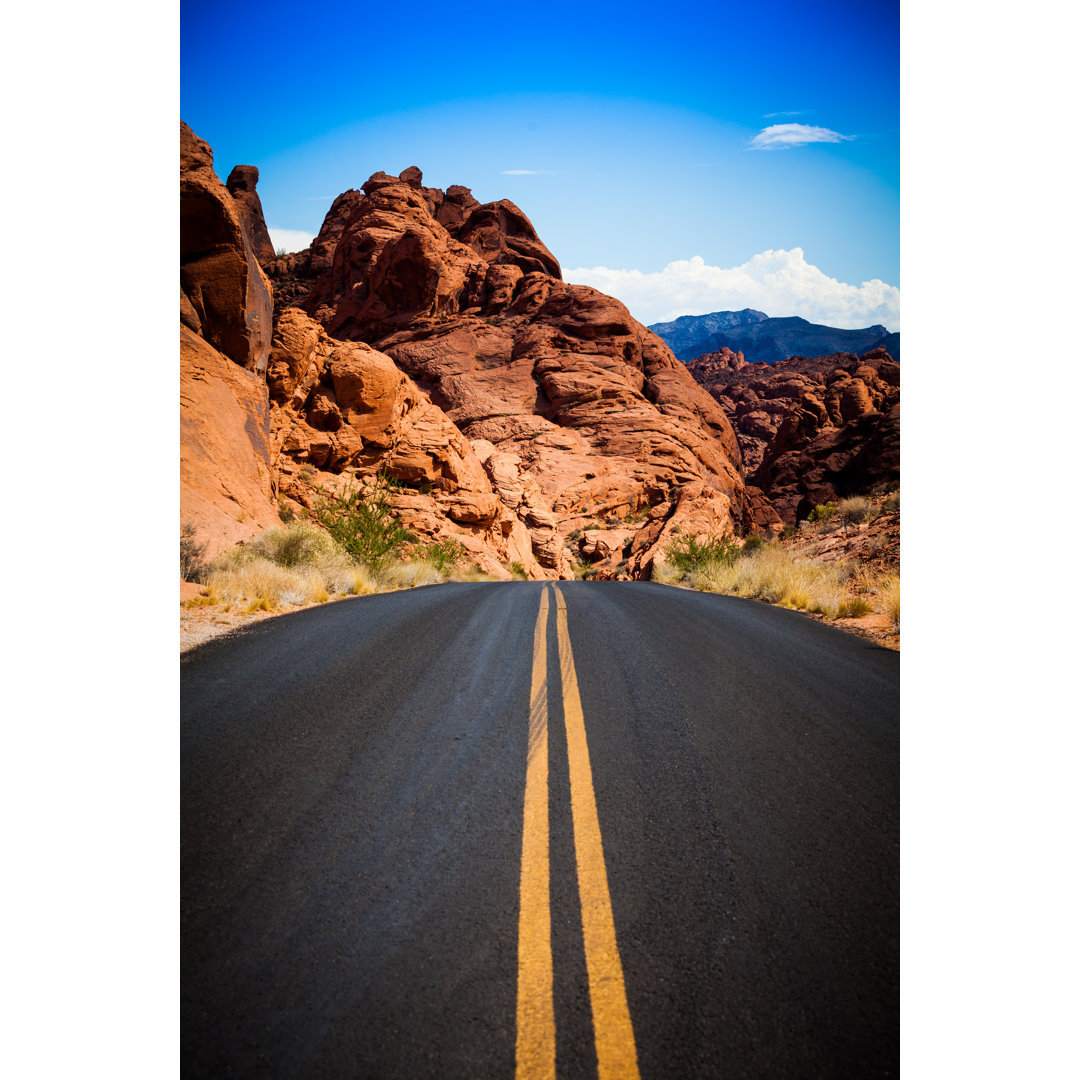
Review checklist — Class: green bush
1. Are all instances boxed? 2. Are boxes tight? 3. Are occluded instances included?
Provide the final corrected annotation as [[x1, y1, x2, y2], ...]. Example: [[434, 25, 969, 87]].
[[419, 538, 466, 574], [807, 501, 838, 523], [311, 472, 414, 570], [666, 533, 741, 574]]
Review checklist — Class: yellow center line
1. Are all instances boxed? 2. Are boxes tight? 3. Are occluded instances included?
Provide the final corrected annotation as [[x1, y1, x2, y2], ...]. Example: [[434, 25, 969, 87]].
[[554, 584, 642, 1080], [516, 586, 555, 1080]]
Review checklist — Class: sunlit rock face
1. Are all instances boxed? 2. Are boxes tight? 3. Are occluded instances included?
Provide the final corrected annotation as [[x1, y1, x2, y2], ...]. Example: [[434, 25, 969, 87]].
[[268, 165, 766, 578], [183, 129, 770, 579]]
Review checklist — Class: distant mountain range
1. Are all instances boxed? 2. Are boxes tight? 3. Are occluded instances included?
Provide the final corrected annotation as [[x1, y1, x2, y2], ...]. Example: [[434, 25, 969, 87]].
[[649, 309, 900, 365]]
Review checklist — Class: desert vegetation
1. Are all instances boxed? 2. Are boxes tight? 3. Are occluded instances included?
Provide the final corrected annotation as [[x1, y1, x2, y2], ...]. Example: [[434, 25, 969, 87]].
[[182, 476, 492, 617], [656, 489, 899, 637]]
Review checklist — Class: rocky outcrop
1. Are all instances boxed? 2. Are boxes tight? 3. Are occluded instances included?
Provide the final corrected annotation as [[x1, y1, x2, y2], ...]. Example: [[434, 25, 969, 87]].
[[226, 165, 276, 265], [267, 308, 565, 579], [685, 346, 900, 523], [264, 166, 764, 577], [184, 135, 768, 579], [181, 124, 279, 553], [180, 326, 280, 556], [265, 188, 366, 311], [180, 122, 273, 375]]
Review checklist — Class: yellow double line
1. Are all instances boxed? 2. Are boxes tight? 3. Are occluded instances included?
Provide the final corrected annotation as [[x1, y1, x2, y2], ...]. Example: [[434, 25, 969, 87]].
[[516, 585, 640, 1080]]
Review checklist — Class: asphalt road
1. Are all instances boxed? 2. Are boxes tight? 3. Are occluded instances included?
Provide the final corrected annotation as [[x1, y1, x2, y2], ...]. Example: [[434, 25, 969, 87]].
[[182, 581, 899, 1079]]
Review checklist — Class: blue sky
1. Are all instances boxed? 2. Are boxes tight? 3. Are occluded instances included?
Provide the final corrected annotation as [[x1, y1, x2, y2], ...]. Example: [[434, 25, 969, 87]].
[[182, 0, 899, 328]]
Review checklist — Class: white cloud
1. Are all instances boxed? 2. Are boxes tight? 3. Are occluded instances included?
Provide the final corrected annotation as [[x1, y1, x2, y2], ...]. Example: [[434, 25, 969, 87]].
[[563, 250, 899, 330], [748, 123, 854, 150], [268, 227, 316, 254]]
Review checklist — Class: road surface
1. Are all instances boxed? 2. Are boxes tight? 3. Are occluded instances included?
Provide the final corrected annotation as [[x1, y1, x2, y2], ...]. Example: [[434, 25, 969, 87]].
[[182, 581, 898, 1078]]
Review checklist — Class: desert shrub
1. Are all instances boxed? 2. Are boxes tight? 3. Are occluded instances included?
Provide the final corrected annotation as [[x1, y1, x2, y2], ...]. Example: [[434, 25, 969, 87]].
[[181, 522, 208, 582], [418, 537, 466, 574], [312, 472, 413, 570], [807, 501, 838, 523], [881, 490, 900, 513], [510, 561, 528, 580], [666, 533, 741, 574], [741, 534, 767, 555], [248, 521, 341, 568], [837, 496, 876, 527]]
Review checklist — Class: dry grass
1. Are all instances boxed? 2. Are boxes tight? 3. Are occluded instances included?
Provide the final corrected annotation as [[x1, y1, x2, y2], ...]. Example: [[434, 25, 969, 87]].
[[188, 520, 494, 615], [690, 545, 849, 615], [661, 539, 898, 626], [878, 573, 900, 630], [837, 496, 877, 527]]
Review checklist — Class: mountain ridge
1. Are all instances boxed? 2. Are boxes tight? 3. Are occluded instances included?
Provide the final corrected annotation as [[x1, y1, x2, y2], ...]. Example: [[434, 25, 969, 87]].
[[649, 310, 899, 365]]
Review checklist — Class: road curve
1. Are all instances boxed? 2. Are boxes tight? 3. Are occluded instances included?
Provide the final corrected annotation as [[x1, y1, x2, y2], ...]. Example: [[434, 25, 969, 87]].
[[182, 581, 898, 1079]]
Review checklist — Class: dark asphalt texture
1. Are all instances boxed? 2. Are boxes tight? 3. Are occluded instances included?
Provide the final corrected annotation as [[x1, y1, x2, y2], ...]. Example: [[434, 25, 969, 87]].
[[182, 581, 899, 1079]]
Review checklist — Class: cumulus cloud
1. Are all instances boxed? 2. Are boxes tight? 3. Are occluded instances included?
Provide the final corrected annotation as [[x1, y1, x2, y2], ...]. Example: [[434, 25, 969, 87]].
[[748, 123, 854, 150], [563, 250, 899, 330], [268, 227, 316, 253]]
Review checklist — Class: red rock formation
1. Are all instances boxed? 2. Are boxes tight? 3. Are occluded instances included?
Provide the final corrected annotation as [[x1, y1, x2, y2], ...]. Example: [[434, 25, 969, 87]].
[[181, 124, 279, 553], [180, 123, 273, 375], [185, 136, 766, 579], [267, 308, 563, 578], [264, 188, 365, 311], [685, 346, 900, 523], [181, 326, 280, 556], [226, 165, 276, 265], [265, 166, 766, 576]]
